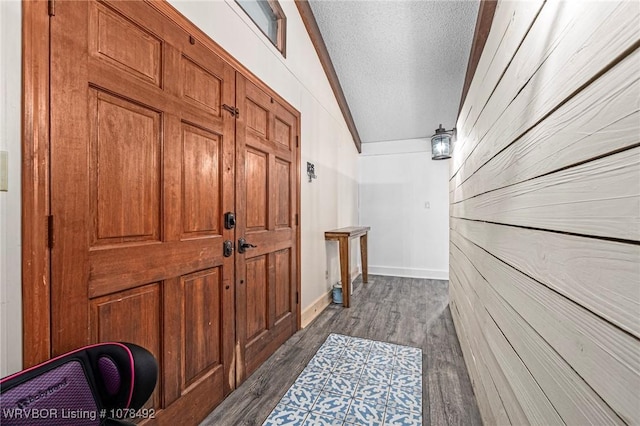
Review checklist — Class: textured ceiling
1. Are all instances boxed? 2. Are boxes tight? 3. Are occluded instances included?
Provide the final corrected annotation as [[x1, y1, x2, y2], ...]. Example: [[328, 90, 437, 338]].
[[308, 0, 479, 143]]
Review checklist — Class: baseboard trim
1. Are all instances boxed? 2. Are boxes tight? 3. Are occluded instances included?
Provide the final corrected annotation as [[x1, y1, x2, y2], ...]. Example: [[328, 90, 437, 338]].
[[350, 267, 360, 283], [301, 290, 333, 328], [369, 266, 449, 280], [301, 270, 362, 328]]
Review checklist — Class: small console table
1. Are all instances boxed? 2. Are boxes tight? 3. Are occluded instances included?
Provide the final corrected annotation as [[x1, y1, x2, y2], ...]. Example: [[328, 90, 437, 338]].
[[324, 226, 370, 308]]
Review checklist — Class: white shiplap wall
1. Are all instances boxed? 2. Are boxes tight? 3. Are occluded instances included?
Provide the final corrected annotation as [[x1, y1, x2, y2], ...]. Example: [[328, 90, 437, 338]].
[[450, 1, 640, 425]]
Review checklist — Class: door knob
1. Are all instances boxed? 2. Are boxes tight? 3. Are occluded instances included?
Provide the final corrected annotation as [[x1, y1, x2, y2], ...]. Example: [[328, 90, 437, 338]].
[[238, 237, 257, 254]]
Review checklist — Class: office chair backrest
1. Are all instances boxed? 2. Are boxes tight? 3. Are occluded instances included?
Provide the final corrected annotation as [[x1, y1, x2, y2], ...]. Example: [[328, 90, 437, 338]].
[[0, 342, 157, 425]]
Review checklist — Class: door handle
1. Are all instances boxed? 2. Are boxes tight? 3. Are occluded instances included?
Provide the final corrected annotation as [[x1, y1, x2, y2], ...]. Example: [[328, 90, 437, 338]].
[[238, 237, 257, 254]]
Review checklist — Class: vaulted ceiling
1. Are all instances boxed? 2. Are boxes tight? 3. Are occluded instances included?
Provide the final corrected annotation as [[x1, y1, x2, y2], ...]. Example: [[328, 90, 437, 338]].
[[307, 0, 480, 145]]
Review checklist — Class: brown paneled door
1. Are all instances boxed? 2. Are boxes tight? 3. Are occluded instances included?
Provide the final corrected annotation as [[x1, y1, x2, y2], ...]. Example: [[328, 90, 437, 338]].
[[50, 1, 238, 423], [235, 75, 299, 383], [49, 1, 299, 422]]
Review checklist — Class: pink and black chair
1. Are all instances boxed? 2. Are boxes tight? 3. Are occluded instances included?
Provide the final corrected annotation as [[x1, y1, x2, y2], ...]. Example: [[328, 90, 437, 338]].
[[0, 342, 157, 425]]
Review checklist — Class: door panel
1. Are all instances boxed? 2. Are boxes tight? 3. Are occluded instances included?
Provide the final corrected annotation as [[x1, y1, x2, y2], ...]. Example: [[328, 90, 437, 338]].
[[275, 159, 291, 227], [89, 89, 162, 246], [182, 59, 222, 113], [90, 1, 162, 86], [246, 98, 270, 137], [235, 74, 299, 383], [181, 124, 222, 237], [181, 268, 224, 388], [245, 148, 269, 230], [90, 284, 163, 410], [245, 256, 269, 341], [274, 118, 292, 149], [274, 249, 292, 322], [51, 1, 235, 423]]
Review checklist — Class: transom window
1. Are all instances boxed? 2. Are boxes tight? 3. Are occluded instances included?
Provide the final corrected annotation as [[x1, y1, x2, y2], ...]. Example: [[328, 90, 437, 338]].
[[236, 0, 286, 56]]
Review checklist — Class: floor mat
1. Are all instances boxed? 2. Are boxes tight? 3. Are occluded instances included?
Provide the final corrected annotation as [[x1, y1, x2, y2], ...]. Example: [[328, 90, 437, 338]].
[[262, 333, 422, 426]]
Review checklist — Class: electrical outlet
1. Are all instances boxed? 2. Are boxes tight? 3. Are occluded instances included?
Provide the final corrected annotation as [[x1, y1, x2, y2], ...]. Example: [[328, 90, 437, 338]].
[[0, 151, 7, 192], [325, 270, 329, 279]]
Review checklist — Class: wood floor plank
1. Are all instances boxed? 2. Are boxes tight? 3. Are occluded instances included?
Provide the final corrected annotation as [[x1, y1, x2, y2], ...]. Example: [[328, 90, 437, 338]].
[[199, 276, 482, 425], [427, 305, 482, 426]]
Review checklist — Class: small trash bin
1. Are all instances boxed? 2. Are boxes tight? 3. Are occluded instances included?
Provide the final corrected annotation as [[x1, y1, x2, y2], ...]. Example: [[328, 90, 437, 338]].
[[332, 282, 343, 304]]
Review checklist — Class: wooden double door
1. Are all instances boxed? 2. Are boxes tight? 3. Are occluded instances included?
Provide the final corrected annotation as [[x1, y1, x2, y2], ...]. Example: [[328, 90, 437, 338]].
[[48, 1, 299, 423]]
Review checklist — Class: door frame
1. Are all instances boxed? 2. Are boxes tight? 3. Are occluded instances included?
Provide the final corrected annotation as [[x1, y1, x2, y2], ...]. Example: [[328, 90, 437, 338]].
[[22, 0, 51, 368], [22, 0, 301, 369]]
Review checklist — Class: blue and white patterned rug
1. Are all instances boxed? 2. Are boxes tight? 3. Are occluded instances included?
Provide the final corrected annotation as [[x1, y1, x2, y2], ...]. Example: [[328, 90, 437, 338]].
[[262, 333, 422, 426]]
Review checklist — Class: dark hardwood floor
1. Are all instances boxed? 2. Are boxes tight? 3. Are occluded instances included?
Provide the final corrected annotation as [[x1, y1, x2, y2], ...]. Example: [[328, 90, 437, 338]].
[[200, 275, 482, 425]]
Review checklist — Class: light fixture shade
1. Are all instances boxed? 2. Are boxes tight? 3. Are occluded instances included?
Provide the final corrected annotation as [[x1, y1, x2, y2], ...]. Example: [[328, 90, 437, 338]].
[[431, 124, 452, 160]]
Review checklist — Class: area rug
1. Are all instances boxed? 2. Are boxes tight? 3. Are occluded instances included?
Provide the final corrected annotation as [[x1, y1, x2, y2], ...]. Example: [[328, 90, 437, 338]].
[[262, 333, 422, 426]]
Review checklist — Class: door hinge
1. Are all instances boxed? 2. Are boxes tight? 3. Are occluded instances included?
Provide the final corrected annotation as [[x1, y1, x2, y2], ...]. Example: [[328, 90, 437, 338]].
[[222, 104, 239, 118], [47, 215, 54, 249], [296, 136, 299, 147], [48, 0, 55, 16], [296, 292, 299, 305], [295, 213, 298, 226]]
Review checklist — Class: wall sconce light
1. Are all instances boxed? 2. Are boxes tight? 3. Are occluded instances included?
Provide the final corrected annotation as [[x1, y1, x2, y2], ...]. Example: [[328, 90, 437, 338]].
[[431, 124, 453, 160], [307, 162, 317, 182]]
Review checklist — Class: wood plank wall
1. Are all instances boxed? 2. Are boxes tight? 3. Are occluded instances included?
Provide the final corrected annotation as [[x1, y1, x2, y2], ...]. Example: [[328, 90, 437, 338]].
[[449, 1, 640, 425]]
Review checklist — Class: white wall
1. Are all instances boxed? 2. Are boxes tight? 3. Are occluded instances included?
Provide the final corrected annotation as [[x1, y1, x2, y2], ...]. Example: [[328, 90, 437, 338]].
[[359, 139, 449, 280], [0, 0, 22, 377], [450, 1, 640, 424], [167, 0, 360, 311]]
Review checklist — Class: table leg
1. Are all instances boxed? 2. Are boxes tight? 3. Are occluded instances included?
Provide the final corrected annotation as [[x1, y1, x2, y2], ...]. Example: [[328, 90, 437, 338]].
[[360, 233, 368, 283], [338, 236, 350, 307]]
